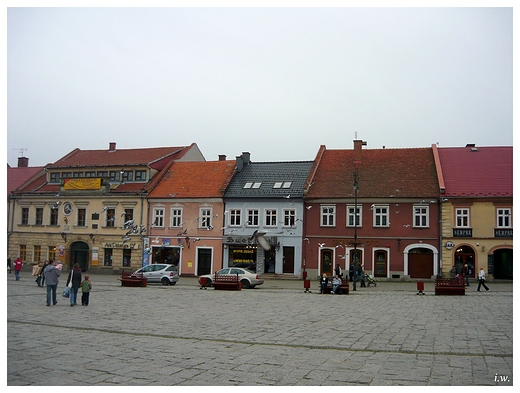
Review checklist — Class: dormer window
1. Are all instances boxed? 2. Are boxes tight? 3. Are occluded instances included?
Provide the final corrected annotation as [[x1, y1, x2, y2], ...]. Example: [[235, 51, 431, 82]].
[[244, 182, 262, 189], [273, 181, 292, 189]]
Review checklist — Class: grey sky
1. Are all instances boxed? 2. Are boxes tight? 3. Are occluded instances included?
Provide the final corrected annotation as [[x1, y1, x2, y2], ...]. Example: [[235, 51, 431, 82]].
[[6, 5, 513, 167]]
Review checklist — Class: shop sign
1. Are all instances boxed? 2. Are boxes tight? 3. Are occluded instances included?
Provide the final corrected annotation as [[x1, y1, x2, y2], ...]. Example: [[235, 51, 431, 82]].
[[102, 242, 139, 249]]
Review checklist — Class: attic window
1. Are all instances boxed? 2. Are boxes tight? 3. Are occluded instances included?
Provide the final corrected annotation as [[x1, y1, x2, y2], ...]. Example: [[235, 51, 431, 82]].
[[273, 181, 292, 189], [244, 182, 262, 189]]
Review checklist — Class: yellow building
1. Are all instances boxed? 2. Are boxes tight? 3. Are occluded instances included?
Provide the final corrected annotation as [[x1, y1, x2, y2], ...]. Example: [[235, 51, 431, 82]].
[[434, 145, 513, 280], [8, 142, 205, 273]]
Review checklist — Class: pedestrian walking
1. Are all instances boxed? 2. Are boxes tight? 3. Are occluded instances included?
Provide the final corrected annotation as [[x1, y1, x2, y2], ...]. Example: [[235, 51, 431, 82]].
[[353, 263, 362, 291], [81, 275, 92, 306], [13, 257, 23, 280], [477, 267, 489, 292], [44, 260, 61, 306], [66, 263, 82, 307], [360, 269, 367, 287], [34, 261, 44, 287], [463, 263, 472, 287], [40, 260, 50, 286]]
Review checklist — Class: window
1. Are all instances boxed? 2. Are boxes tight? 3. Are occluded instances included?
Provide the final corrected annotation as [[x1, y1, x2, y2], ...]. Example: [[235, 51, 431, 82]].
[[104, 248, 113, 266], [455, 208, 470, 227], [34, 245, 41, 262], [84, 171, 96, 177], [347, 205, 361, 227], [497, 208, 512, 228], [50, 208, 59, 226], [244, 182, 261, 189], [50, 173, 60, 183], [153, 208, 165, 227], [72, 172, 83, 178], [123, 208, 134, 224], [247, 209, 259, 226], [61, 172, 72, 179], [109, 171, 121, 182], [273, 181, 292, 189], [19, 245, 27, 261], [48, 246, 56, 262], [106, 208, 116, 227], [170, 208, 182, 227], [321, 206, 335, 227], [135, 170, 147, 181], [21, 207, 29, 225], [265, 209, 277, 226], [413, 206, 429, 227], [77, 208, 87, 227], [373, 206, 389, 227], [229, 209, 241, 226], [122, 249, 132, 267], [200, 209, 212, 229], [97, 171, 108, 178], [122, 171, 133, 182], [35, 208, 44, 226], [283, 209, 296, 227]]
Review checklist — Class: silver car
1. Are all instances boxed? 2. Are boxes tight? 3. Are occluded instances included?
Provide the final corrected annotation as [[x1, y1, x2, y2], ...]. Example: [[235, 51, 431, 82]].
[[198, 268, 264, 289], [133, 264, 179, 286]]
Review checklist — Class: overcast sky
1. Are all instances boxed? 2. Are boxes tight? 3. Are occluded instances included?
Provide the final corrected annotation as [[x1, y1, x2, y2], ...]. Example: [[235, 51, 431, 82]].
[[6, 4, 514, 167]]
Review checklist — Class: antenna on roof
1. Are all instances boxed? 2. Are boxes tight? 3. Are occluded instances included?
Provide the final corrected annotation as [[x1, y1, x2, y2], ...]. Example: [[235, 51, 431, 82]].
[[12, 148, 28, 157], [355, 131, 358, 139]]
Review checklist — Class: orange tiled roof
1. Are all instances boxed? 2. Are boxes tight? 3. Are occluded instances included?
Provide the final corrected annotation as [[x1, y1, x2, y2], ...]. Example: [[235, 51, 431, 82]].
[[148, 160, 236, 198], [7, 165, 45, 194], [307, 147, 439, 198]]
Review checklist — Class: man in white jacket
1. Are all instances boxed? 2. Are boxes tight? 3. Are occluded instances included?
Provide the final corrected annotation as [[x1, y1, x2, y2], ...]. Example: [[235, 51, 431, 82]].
[[477, 268, 489, 292]]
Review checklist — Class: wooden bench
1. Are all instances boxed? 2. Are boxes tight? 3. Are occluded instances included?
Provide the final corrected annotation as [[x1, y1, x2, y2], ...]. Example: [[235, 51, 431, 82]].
[[435, 278, 465, 295], [213, 273, 242, 291], [119, 271, 147, 287], [323, 278, 349, 294]]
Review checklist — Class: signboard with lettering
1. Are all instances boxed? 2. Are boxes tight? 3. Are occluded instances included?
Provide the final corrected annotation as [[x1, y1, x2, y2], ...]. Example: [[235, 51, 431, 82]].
[[63, 178, 102, 190], [453, 228, 473, 238], [494, 228, 513, 238]]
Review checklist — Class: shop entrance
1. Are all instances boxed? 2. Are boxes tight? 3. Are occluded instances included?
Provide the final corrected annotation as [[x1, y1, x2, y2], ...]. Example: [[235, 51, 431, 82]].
[[70, 241, 89, 271], [321, 249, 333, 276], [454, 246, 475, 277]]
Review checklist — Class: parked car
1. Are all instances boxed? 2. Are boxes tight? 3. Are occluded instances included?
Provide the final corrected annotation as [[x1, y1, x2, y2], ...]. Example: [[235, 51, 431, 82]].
[[132, 263, 179, 286], [198, 268, 264, 289]]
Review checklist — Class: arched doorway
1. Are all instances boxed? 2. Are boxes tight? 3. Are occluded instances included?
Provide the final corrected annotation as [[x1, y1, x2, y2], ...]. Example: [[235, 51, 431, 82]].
[[70, 241, 90, 271], [454, 245, 475, 278], [408, 247, 434, 278], [492, 248, 513, 279], [321, 249, 333, 276]]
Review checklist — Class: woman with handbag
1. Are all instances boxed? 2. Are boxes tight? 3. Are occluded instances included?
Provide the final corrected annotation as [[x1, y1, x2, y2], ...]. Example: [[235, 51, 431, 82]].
[[66, 263, 82, 307]]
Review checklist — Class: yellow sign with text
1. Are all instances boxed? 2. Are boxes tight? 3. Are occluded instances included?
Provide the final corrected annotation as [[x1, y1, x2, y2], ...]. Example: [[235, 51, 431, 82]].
[[63, 178, 102, 190]]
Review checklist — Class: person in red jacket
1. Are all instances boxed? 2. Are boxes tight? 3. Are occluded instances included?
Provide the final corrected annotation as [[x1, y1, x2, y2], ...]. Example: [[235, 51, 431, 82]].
[[14, 257, 23, 281]]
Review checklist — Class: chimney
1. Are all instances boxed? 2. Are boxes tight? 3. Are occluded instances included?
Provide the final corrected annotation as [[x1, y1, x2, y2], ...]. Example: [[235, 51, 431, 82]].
[[218, 154, 227, 161], [17, 157, 29, 168], [353, 140, 367, 166], [109, 142, 116, 152], [236, 156, 244, 172], [241, 152, 251, 165]]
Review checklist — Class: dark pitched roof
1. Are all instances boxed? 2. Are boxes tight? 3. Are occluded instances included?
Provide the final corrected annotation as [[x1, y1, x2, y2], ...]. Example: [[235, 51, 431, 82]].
[[225, 161, 315, 199], [436, 146, 512, 197], [306, 147, 439, 198], [148, 160, 237, 198]]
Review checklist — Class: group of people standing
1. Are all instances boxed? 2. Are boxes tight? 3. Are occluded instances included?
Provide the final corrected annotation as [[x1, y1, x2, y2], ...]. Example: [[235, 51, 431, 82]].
[[449, 263, 490, 291], [11, 257, 93, 306]]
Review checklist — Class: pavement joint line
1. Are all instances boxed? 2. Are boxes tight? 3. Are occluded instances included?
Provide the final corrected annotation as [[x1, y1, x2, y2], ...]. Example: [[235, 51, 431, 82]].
[[7, 319, 512, 359]]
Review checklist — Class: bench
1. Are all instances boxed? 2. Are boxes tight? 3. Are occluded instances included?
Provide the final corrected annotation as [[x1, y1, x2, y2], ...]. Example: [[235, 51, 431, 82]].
[[322, 278, 349, 294], [213, 273, 242, 291], [119, 271, 147, 287], [435, 278, 465, 295]]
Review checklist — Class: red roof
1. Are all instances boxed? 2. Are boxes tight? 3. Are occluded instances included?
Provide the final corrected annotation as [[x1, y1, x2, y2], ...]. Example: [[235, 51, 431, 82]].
[[437, 146, 512, 197], [307, 147, 439, 198], [7, 165, 45, 195], [148, 161, 236, 198]]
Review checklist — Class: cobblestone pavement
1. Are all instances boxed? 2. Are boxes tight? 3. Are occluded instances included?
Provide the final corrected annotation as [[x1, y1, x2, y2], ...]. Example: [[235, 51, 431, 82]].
[[7, 272, 513, 386]]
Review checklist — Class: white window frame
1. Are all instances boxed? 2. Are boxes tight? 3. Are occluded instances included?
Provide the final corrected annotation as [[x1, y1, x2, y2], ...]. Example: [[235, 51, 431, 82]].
[[170, 208, 183, 228], [413, 205, 429, 228], [229, 209, 241, 226], [373, 205, 389, 227], [497, 208, 512, 228], [200, 208, 212, 229], [247, 209, 259, 226], [153, 208, 165, 228], [283, 209, 296, 227], [265, 209, 277, 227], [455, 208, 470, 228], [321, 205, 336, 227], [346, 205, 362, 227]]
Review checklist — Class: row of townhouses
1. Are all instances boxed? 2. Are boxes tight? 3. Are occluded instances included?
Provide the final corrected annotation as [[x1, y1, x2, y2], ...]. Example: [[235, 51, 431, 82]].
[[7, 140, 513, 281]]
